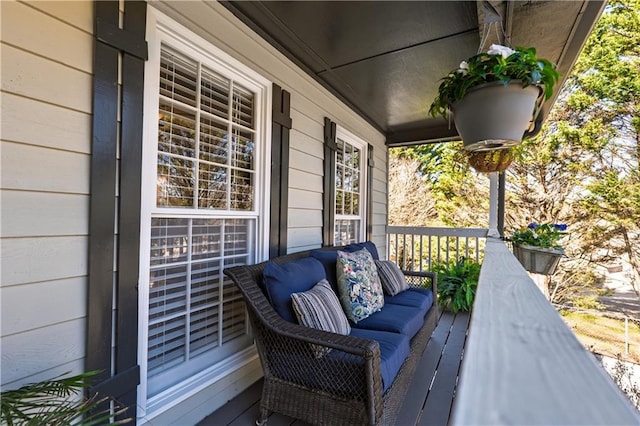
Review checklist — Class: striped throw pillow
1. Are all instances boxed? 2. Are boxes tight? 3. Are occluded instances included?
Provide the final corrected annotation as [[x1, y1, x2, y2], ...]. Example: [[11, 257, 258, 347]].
[[375, 260, 409, 296], [291, 279, 351, 358]]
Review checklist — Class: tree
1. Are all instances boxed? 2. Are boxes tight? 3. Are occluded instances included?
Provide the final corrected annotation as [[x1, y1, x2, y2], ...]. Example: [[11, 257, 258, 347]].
[[389, 143, 490, 227], [506, 0, 640, 300]]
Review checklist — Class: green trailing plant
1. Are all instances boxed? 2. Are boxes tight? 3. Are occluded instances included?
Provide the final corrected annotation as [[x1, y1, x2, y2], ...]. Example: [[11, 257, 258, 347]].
[[433, 257, 481, 313], [429, 44, 561, 119], [511, 223, 567, 250], [1, 371, 131, 426]]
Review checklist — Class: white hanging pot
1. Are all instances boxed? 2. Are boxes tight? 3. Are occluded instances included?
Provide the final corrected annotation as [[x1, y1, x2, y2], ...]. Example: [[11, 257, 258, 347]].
[[452, 81, 543, 152]]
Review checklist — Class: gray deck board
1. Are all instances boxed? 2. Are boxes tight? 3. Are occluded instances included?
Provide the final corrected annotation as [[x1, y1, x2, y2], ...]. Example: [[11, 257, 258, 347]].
[[394, 312, 455, 426], [198, 311, 469, 426], [419, 312, 469, 426], [201, 380, 262, 425]]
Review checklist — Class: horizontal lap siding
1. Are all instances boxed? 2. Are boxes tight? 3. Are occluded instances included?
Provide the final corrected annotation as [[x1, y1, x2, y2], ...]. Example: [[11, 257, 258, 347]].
[[0, 0, 93, 390]]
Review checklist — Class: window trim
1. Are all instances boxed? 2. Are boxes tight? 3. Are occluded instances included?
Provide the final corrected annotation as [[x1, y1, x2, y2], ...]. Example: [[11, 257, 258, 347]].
[[137, 8, 272, 419], [334, 126, 368, 245]]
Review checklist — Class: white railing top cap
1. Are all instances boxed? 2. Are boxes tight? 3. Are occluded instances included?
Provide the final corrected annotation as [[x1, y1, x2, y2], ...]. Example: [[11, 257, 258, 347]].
[[452, 238, 640, 425]]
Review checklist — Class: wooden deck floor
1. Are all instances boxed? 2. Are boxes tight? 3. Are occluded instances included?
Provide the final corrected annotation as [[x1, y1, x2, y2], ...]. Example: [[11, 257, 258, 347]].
[[198, 311, 470, 426]]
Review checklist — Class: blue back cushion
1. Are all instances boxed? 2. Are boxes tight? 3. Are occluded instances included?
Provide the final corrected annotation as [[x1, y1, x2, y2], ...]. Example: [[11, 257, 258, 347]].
[[263, 257, 327, 323], [348, 241, 380, 260], [310, 241, 380, 288]]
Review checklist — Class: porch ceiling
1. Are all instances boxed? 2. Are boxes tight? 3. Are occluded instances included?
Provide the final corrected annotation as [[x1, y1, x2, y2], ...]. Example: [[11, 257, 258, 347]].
[[222, 1, 606, 146]]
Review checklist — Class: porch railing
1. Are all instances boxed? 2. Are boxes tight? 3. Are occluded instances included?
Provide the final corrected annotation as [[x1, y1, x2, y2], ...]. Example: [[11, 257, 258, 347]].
[[452, 238, 640, 424], [387, 226, 488, 271]]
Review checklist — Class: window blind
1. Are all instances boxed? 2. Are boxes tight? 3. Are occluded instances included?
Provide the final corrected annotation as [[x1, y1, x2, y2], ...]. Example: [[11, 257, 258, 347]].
[[146, 45, 259, 398], [334, 137, 362, 245]]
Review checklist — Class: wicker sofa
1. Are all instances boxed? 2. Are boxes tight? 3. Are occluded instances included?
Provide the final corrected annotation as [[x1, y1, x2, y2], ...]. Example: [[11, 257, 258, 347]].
[[224, 242, 438, 425]]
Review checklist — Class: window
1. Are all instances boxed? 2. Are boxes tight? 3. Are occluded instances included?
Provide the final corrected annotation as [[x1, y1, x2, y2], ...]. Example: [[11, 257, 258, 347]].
[[334, 129, 367, 245], [140, 12, 270, 415]]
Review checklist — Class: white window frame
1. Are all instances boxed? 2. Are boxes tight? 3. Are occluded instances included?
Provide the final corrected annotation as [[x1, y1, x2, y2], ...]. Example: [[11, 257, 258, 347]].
[[137, 8, 271, 420], [334, 126, 368, 245]]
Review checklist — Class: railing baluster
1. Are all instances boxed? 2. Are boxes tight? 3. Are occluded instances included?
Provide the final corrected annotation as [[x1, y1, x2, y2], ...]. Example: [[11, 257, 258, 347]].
[[385, 226, 488, 270], [465, 236, 469, 259], [410, 233, 415, 272]]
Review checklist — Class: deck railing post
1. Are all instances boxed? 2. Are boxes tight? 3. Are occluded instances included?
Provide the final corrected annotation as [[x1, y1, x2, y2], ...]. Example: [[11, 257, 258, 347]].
[[625, 317, 629, 356]]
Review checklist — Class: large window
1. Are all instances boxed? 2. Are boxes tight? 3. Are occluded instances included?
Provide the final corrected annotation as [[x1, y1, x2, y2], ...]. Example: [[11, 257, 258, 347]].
[[140, 13, 270, 416], [334, 129, 367, 245]]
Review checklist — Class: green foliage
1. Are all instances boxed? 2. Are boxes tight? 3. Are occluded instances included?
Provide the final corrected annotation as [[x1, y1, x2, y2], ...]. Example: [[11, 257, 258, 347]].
[[511, 224, 564, 250], [433, 257, 481, 313], [429, 45, 561, 118], [504, 0, 640, 302], [572, 295, 604, 310], [1, 371, 131, 426], [390, 144, 490, 228]]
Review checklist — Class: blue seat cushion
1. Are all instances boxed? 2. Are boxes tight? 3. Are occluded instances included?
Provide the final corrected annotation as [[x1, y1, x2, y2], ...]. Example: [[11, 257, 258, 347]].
[[349, 328, 410, 392], [352, 304, 426, 339], [385, 288, 434, 312], [263, 257, 327, 323], [310, 241, 380, 289]]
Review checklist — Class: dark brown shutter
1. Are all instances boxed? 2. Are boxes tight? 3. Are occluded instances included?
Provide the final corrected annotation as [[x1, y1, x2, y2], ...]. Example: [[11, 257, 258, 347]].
[[322, 118, 337, 246], [87, 0, 147, 419], [269, 84, 292, 258]]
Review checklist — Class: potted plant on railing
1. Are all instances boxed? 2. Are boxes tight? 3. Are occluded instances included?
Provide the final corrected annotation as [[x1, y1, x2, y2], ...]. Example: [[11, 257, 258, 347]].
[[429, 44, 561, 153], [511, 223, 567, 275]]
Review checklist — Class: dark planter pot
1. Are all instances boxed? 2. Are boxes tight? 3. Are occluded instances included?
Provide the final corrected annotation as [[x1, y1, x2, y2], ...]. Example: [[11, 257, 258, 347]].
[[452, 81, 542, 152], [513, 243, 564, 275]]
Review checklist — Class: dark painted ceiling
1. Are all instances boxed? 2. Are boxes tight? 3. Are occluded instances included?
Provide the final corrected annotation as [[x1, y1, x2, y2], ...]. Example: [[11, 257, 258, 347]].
[[222, 1, 606, 146]]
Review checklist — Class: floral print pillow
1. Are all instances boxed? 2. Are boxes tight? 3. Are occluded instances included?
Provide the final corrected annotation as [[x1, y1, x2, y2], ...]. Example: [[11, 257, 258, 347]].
[[336, 248, 384, 323]]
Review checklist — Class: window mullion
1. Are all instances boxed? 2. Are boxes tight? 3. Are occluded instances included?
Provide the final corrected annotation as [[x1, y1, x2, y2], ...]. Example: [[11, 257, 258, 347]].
[[218, 219, 226, 347], [227, 82, 234, 210], [185, 219, 193, 360], [194, 62, 202, 210]]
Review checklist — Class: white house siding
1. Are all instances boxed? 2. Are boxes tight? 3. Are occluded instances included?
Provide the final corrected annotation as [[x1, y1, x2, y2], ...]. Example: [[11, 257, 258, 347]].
[[143, 1, 388, 424], [1, 0, 93, 389]]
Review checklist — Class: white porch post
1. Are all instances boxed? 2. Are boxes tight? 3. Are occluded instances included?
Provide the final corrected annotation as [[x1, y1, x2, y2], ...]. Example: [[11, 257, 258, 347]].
[[488, 172, 500, 238]]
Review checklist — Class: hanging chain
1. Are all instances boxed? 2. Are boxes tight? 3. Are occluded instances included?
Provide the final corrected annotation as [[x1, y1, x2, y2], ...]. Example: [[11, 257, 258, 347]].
[[478, 1, 510, 53]]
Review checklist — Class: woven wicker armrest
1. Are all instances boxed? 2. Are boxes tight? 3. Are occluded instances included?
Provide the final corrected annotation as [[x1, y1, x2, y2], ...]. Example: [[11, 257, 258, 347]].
[[402, 270, 437, 292], [274, 314, 380, 357]]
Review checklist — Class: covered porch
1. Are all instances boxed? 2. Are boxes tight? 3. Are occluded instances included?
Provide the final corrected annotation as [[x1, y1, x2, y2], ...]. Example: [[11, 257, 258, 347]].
[[199, 229, 639, 425]]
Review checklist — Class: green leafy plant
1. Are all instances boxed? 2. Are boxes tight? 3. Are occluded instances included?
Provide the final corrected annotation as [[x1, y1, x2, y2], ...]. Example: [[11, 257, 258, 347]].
[[511, 223, 566, 250], [1, 371, 131, 426], [429, 44, 561, 119], [433, 257, 481, 313]]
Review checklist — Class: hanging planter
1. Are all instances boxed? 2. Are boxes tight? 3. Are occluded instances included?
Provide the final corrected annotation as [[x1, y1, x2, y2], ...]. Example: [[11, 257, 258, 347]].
[[467, 147, 514, 173], [512, 244, 564, 275], [453, 82, 542, 152], [511, 223, 567, 276], [429, 45, 560, 152]]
